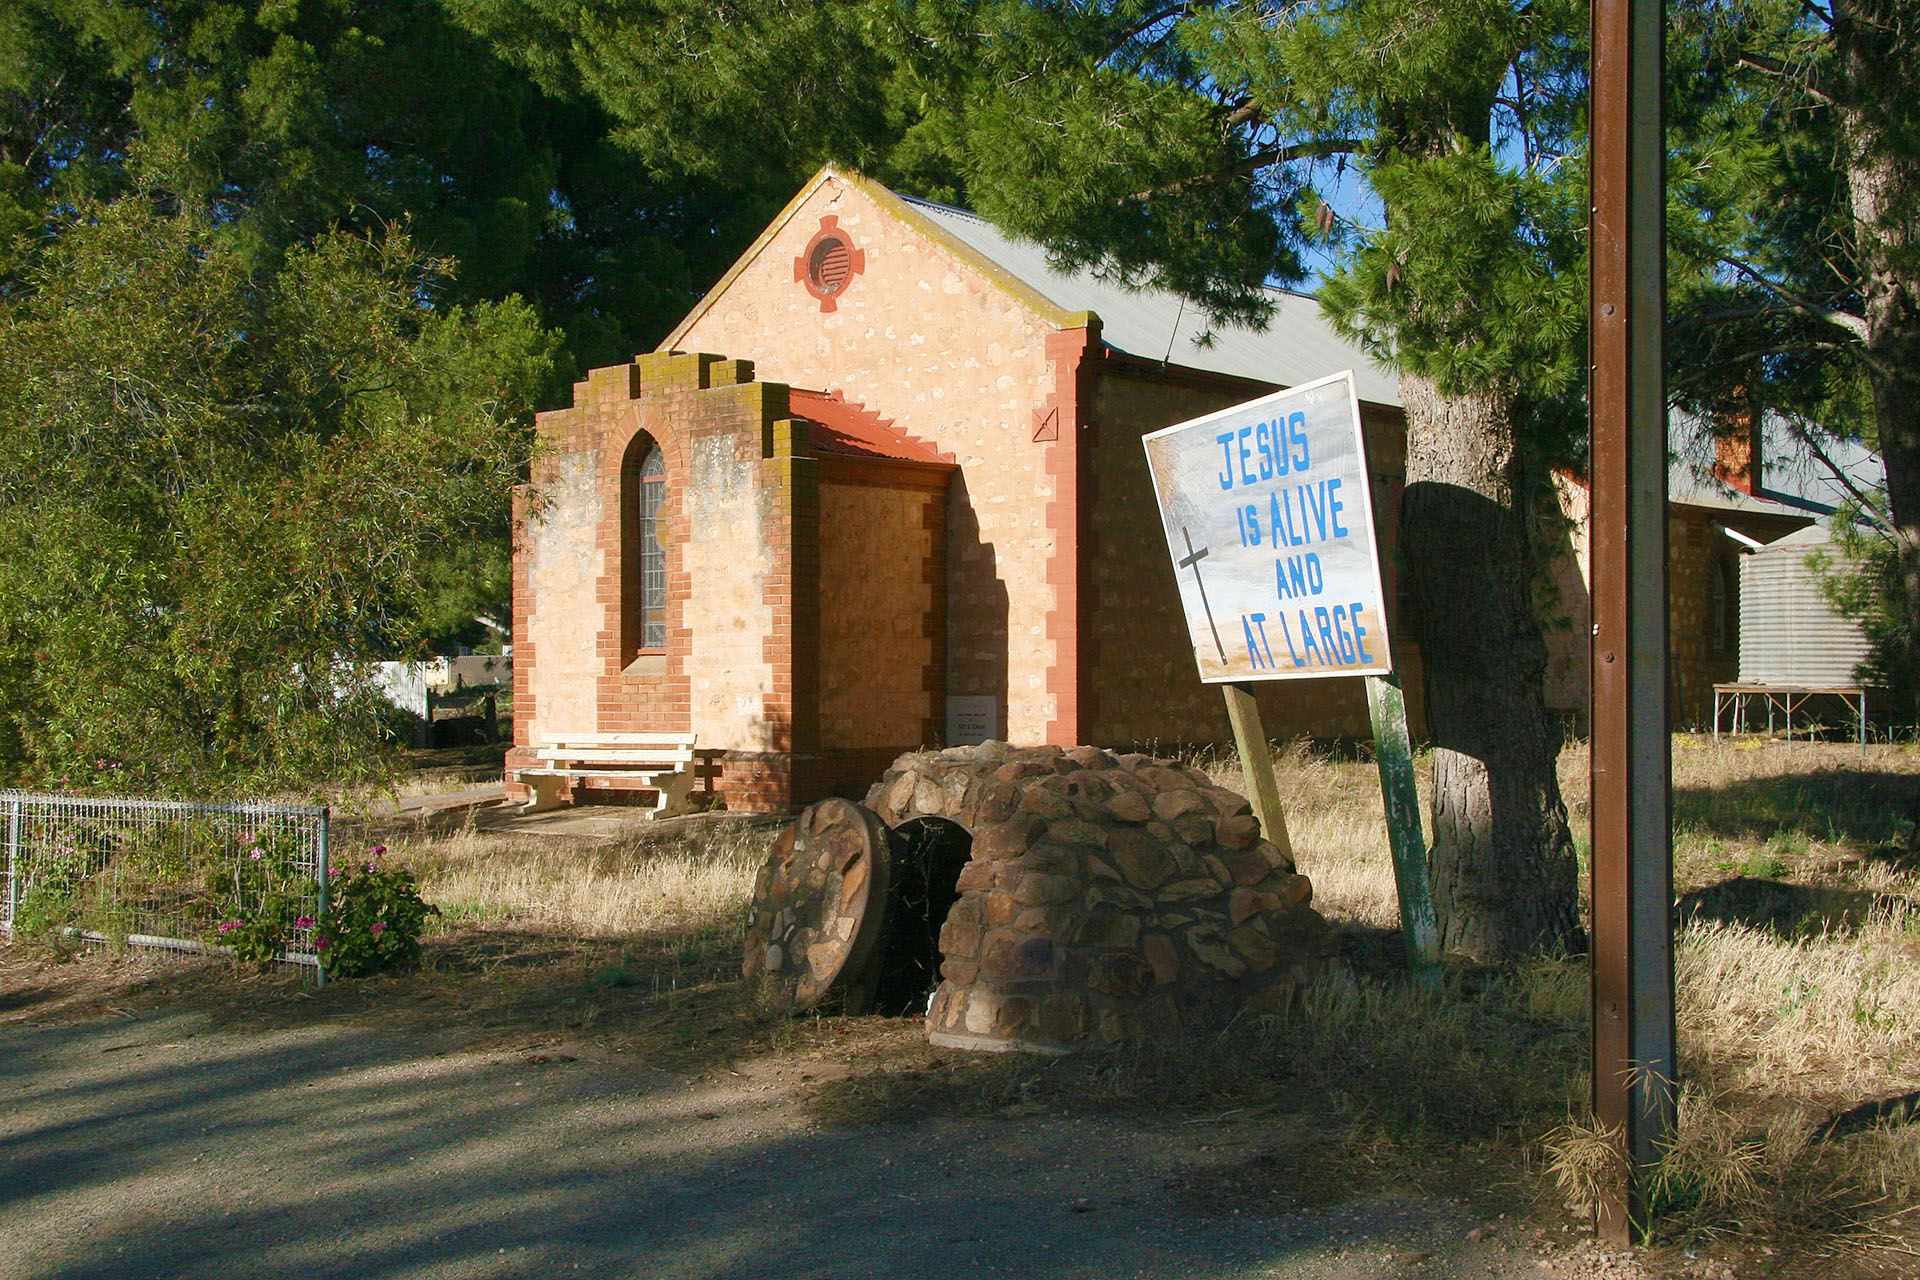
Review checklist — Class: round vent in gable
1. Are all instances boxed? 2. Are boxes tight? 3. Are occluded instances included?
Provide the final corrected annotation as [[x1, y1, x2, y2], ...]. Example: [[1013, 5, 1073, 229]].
[[809, 237, 853, 295], [794, 216, 866, 312]]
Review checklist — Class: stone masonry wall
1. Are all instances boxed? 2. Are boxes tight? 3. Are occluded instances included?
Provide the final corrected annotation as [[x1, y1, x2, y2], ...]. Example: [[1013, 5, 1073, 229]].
[[669, 174, 1073, 746], [817, 476, 946, 751], [511, 352, 816, 812], [867, 743, 1339, 1054]]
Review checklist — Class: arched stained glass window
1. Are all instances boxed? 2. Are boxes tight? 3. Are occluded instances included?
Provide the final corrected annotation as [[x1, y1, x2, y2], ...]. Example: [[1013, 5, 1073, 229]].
[[638, 444, 666, 652]]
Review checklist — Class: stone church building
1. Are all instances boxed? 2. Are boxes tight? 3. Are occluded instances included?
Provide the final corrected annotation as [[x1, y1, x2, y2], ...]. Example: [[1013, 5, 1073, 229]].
[[507, 166, 1421, 811], [506, 166, 1855, 813]]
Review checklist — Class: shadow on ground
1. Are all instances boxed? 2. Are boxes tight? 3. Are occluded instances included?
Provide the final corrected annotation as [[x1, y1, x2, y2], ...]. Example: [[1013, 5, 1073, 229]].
[[1673, 768, 1920, 850], [1673, 876, 1904, 937]]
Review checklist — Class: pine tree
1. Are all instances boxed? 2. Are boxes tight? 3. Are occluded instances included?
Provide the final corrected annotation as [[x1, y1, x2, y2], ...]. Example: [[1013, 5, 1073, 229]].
[[883, 0, 1589, 960], [1668, 0, 1920, 716], [0, 0, 749, 368]]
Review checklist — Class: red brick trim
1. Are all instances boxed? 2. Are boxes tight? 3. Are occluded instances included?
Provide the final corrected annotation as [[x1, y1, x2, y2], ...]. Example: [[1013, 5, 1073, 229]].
[[793, 216, 867, 313], [922, 489, 949, 746], [1041, 322, 1101, 746]]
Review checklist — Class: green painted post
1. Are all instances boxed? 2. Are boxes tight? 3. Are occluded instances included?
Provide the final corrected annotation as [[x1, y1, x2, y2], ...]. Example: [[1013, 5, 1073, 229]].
[[1365, 673, 1441, 989], [1223, 683, 1292, 863]]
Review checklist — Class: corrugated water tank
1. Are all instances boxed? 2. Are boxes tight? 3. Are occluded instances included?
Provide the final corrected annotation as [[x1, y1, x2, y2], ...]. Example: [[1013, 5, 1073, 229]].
[[1738, 524, 1875, 686]]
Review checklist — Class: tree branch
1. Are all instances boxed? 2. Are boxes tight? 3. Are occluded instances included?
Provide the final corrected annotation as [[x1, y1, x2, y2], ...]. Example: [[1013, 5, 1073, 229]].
[[1128, 139, 1364, 201], [1782, 417, 1891, 525], [1113, 4, 1189, 50], [1718, 256, 1869, 339], [1734, 51, 1835, 105]]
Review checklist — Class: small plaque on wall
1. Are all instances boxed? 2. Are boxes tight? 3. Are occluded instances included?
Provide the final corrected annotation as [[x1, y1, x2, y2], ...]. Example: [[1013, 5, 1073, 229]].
[[946, 696, 999, 746]]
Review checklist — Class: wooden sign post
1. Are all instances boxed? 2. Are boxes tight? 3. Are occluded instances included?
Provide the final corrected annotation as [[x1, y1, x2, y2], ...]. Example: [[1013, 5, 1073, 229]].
[[1223, 681, 1292, 862], [1364, 672, 1441, 987], [1144, 371, 1436, 983]]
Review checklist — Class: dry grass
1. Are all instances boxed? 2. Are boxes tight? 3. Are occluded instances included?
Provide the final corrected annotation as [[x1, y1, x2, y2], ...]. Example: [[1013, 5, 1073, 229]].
[[1201, 738, 1408, 930], [1197, 735, 1920, 1254], [1679, 908, 1920, 1099], [394, 816, 770, 940]]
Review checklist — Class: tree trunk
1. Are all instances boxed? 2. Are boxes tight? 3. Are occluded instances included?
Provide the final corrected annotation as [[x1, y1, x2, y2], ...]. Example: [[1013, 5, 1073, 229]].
[[1399, 372, 1581, 963], [1836, 0, 1920, 708]]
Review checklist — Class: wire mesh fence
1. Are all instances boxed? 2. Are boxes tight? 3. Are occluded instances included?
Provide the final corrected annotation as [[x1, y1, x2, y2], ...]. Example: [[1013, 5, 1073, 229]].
[[1, 791, 329, 982]]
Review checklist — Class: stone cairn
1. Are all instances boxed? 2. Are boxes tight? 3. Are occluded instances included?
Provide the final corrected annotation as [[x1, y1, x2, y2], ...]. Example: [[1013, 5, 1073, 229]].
[[742, 742, 1340, 1053]]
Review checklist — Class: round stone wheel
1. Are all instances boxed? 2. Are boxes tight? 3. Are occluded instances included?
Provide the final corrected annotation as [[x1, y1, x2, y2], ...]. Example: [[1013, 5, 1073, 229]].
[[742, 798, 896, 1013]]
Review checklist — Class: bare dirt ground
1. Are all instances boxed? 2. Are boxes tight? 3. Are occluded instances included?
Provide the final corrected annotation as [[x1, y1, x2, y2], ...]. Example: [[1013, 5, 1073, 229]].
[[0, 938, 1829, 1280]]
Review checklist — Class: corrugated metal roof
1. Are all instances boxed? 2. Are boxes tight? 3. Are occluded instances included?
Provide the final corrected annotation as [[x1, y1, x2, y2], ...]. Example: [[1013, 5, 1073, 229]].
[[1669, 413, 1885, 517], [900, 195, 1403, 408]]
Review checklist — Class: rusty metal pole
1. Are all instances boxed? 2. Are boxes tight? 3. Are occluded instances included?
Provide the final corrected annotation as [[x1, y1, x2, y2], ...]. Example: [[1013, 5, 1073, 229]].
[[1590, 0, 1677, 1243]]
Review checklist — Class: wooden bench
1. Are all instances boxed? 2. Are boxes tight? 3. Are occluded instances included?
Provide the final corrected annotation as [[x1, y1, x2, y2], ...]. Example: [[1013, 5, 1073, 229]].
[[512, 733, 714, 818]]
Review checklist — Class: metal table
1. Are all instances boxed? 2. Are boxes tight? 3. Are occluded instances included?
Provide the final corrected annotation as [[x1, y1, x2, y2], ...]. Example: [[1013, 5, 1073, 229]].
[[1711, 683, 1868, 751]]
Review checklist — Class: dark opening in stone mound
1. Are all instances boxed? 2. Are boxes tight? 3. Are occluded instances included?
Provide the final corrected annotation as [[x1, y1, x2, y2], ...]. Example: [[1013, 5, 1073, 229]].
[[870, 817, 973, 1015]]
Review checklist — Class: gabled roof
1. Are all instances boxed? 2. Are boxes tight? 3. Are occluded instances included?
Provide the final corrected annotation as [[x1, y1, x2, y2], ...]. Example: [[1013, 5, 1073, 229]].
[[659, 166, 1402, 409], [791, 389, 953, 467], [898, 194, 1403, 408]]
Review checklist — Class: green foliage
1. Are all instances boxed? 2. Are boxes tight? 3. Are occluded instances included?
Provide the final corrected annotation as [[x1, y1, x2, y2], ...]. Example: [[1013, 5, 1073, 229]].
[[316, 847, 438, 978], [0, 0, 750, 385], [1174, 0, 1592, 399], [957, 66, 1297, 329], [1822, 501, 1917, 721], [1316, 148, 1586, 399], [0, 192, 557, 793], [206, 826, 313, 965], [11, 838, 94, 936], [7, 813, 326, 965], [450, 0, 895, 186], [1665, 0, 1920, 665]]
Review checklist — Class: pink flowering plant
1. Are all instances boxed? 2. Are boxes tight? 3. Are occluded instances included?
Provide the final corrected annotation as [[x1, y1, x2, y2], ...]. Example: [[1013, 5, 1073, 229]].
[[312, 846, 438, 978], [202, 826, 311, 967]]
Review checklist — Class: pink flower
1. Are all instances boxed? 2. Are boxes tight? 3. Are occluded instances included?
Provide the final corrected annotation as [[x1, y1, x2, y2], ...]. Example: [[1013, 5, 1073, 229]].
[[314, 934, 329, 951], [366, 862, 378, 873], [294, 916, 314, 930], [370, 922, 388, 935], [94, 758, 107, 768], [370, 845, 387, 857], [329, 867, 342, 877], [218, 920, 241, 933], [249, 848, 263, 860]]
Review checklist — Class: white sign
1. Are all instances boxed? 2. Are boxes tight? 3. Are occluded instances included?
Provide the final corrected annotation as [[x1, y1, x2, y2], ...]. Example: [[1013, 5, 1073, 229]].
[[946, 695, 999, 746], [1142, 371, 1392, 683]]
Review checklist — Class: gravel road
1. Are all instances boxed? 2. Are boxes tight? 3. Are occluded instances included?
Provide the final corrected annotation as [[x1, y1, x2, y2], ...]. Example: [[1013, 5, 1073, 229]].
[[0, 1005, 1679, 1280]]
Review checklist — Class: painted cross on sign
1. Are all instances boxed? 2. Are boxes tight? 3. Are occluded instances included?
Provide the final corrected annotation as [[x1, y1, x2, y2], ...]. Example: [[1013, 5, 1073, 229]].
[[1143, 371, 1392, 684]]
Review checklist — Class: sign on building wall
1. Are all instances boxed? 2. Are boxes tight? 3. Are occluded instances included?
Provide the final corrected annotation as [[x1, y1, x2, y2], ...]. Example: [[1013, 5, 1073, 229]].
[[1143, 371, 1392, 683], [946, 695, 1000, 746]]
